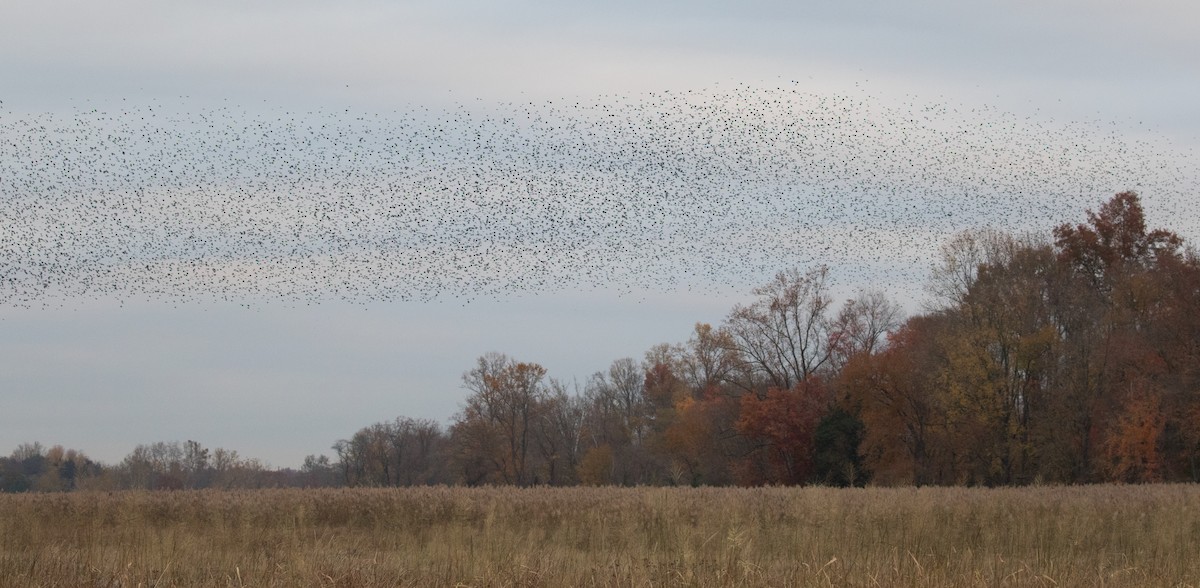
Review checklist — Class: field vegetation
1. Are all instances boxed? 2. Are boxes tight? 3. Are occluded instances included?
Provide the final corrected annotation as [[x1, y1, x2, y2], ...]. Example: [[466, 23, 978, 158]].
[[3, 484, 1200, 587]]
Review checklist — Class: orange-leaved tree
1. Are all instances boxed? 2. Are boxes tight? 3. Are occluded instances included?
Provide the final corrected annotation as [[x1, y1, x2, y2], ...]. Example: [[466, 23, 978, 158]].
[[735, 377, 832, 485]]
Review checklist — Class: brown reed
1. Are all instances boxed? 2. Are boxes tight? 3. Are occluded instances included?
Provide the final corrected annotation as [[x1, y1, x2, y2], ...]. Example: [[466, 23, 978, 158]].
[[2, 484, 1198, 587]]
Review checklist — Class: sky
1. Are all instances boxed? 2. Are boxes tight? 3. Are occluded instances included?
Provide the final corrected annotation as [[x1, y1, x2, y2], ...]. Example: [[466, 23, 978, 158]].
[[2, 0, 1198, 468]]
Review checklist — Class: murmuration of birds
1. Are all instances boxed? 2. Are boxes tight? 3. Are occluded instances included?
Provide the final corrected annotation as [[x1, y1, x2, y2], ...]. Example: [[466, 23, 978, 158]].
[[0, 84, 1195, 307]]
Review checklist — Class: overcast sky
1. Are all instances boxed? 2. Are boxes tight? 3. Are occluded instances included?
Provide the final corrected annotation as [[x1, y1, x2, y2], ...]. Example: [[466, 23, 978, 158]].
[[2, 0, 1198, 467]]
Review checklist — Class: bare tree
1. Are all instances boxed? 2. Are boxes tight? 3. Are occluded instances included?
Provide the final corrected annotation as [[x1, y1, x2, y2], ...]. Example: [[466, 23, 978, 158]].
[[723, 266, 835, 393], [828, 289, 904, 373], [584, 358, 649, 446], [926, 228, 1022, 311], [532, 379, 585, 485]]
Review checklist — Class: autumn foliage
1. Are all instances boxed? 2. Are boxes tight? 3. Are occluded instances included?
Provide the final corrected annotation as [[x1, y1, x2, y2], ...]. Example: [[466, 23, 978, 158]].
[[838, 191, 1200, 485], [735, 379, 831, 485], [7, 191, 1200, 492]]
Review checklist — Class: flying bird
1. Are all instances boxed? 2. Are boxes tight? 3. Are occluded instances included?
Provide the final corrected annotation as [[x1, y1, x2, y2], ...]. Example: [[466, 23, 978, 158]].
[[0, 84, 1194, 308]]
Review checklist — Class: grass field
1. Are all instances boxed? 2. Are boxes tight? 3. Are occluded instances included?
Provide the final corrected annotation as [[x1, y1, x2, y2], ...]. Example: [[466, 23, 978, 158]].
[[2, 484, 1199, 587]]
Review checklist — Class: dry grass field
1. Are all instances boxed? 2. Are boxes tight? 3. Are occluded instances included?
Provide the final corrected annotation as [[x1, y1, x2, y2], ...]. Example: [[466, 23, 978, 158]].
[[2, 484, 1199, 587]]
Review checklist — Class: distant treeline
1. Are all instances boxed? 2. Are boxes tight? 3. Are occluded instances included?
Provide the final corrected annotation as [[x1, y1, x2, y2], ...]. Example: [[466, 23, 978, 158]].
[[5, 191, 1199, 492], [0, 440, 325, 492]]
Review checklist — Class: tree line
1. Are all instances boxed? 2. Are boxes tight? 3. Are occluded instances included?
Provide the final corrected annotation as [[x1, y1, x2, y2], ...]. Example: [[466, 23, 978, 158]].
[[0, 440, 325, 492], [5, 192, 1198, 491]]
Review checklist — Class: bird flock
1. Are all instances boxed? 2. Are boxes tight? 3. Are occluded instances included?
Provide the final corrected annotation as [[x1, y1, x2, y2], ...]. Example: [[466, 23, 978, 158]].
[[1, 84, 1195, 307]]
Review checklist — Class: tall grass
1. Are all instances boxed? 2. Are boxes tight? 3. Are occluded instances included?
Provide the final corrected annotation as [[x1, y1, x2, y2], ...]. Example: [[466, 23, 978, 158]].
[[2, 485, 1199, 586]]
